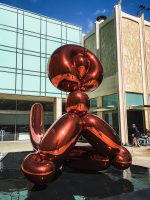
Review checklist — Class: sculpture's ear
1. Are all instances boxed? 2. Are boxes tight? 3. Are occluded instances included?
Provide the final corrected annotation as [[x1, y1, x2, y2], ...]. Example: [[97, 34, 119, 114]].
[[30, 103, 45, 151]]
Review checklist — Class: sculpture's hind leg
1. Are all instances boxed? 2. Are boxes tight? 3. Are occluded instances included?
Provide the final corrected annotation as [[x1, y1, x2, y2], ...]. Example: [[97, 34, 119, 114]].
[[64, 145, 110, 171], [81, 114, 132, 170]]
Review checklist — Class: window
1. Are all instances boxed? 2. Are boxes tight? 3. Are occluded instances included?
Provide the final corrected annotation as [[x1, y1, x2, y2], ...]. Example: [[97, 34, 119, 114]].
[[41, 76, 46, 93], [41, 39, 46, 53], [67, 28, 80, 42], [23, 54, 40, 71], [17, 53, 22, 69], [0, 50, 16, 68], [0, 71, 15, 89], [0, 99, 16, 110], [41, 58, 46, 73], [24, 15, 40, 33], [0, 9, 17, 27], [47, 22, 61, 38], [90, 98, 97, 108], [102, 94, 118, 108], [0, 29, 16, 47], [41, 20, 46, 35], [46, 77, 60, 94], [126, 93, 144, 106], [62, 26, 66, 40], [23, 74, 40, 92], [18, 13, 23, 29], [24, 35, 40, 52], [16, 73, 22, 91], [46, 40, 61, 55], [18, 33, 23, 49]]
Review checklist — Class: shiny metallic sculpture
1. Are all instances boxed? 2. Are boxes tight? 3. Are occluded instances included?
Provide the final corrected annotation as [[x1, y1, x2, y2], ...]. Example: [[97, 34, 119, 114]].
[[21, 44, 132, 185]]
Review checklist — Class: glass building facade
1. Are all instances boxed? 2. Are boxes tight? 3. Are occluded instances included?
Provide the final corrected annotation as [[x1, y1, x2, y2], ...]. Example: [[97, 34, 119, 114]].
[[0, 3, 82, 141]]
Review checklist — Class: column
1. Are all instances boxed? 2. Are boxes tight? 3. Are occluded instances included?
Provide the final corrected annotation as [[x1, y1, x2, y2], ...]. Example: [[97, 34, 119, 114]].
[[97, 96, 103, 118], [54, 97, 62, 120], [115, 5, 128, 144], [139, 14, 149, 130]]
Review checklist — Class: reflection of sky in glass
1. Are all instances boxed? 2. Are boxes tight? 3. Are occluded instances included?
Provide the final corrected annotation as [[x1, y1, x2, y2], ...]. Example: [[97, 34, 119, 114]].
[[0, 4, 81, 97]]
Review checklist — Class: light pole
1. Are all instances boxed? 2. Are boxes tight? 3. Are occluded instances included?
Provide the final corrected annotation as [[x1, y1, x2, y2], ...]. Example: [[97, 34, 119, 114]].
[[118, 0, 122, 5]]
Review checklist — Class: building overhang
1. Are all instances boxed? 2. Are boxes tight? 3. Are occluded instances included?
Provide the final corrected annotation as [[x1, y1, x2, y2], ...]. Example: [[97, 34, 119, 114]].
[[90, 106, 117, 112], [127, 105, 150, 110]]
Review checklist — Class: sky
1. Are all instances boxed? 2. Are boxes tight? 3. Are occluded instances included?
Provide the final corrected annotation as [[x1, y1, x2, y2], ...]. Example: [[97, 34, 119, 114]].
[[0, 0, 149, 33]]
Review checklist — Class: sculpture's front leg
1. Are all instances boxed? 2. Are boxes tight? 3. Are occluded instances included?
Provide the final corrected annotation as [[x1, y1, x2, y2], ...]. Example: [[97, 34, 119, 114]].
[[81, 114, 132, 170], [21, 103, 82, 185]]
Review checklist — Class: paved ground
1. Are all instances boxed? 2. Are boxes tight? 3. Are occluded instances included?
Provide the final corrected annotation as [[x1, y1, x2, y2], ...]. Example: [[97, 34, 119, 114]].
[[0, 141, 150, 168]]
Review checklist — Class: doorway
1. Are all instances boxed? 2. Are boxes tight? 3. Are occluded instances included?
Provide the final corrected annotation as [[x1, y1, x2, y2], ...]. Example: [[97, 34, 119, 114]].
[[127, 110, 145, 144]]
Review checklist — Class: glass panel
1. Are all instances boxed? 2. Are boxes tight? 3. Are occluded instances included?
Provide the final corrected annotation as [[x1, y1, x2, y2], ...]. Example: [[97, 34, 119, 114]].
[[41, 76, 46, 93], [0, 71, 15, 89], [67, 28, 80, 42], [17, 100, 53, 112], [41, 20, 46, 35], [18, 13, 23, 29], [24, 15, 40, 33], [126, 93, 144, 106], [0, 99, 16, 110], [17, 53, 22, 69], [90, 98, 97, 108], [41, 39, 46, 53], [47, 40, 61, 55], [46, 77, 60, 94], [16, 73, 22, 91], [44, 114, 53, 129], [0, 114, 15, 141], [47, 22, 61, 38], [17, 101, 33, 111], [0, 50, 16, 68], [62, 102, 66, 114], [0, 29, 16, 47], [103, 111, 119, 133], [102, 94, 118, 108], [41, 58, 46, 73], [18, 33, 23, 49], [23, 74, 40, 91], [24, 35, 40, 52], [0, 9, 17, 27], [16, 114, 30, 141], [23, 54, 40, 71], [62, 26, 66, 40]]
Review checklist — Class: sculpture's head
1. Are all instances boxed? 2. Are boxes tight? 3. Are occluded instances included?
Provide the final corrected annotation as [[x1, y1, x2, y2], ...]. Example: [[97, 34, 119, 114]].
[[48, 44, 103, 92]]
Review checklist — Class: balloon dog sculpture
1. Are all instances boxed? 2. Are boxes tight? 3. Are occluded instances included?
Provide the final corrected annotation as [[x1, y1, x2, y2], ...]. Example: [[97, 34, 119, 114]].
[[21, 44, 132, 185]]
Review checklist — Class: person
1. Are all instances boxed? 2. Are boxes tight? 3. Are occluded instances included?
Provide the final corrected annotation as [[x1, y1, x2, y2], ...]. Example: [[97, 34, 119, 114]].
[[145, 129, 150, 144], [145, 129, 150, 137], [131, 124, 140, 147], [139, 132, 148, 146]]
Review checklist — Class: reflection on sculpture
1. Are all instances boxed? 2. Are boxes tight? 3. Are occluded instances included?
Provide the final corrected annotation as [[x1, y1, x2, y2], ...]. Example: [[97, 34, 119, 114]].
[[21, 44, 132, 185]]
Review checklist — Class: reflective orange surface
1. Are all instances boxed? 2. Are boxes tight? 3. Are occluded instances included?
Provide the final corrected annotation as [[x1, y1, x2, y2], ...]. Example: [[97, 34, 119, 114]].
[[22, 44, 132, 185], [48, 44, 103, 92], [21, 152, 55, 185], [65, 146, 110, 171], [66, 90, 90, 116], [29, 103, 45, 151]]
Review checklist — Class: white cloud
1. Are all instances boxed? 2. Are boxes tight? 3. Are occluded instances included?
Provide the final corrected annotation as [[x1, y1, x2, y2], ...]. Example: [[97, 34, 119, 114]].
[[87, 19, 94, 33], [93, 9, 109, 15]]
